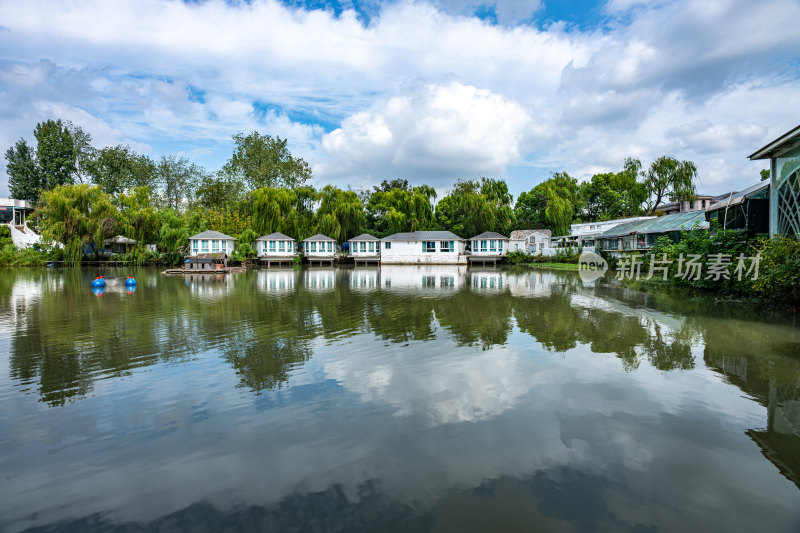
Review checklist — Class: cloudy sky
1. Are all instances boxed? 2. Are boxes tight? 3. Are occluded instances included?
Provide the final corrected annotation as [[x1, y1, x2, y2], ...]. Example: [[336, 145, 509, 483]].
[[1, 0, 798, 198]]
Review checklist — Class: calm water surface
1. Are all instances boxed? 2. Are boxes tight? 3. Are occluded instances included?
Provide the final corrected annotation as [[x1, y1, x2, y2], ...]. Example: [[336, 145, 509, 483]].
[[1, 265, 799, 532]]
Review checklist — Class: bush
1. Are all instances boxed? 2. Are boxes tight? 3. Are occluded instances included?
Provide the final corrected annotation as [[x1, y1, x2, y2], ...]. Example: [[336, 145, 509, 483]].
[[752, 235, 800, 303], [0, 244, 51, 266]]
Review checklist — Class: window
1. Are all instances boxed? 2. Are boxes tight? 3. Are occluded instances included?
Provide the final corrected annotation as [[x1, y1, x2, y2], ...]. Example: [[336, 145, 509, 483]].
[[327, 242, 333, 252], [192, 240, 199, 252], [689, 200, 695, 209], [201, 239, 209, 253], [515, 243, 519, 250], [424, 241, 436, 252], [310, 242, 317, 253], [422, 276, 436, 287], [440, 241, 453, 252], [480, 240, 487, 252], [269, 240, 276, 252], [489, 240, 496, 252], [499, 241, 503, 252], [278, 241, 285, 252], [360, 241, 366, 252], [539, 243, 544, 251], [385, 242, 391, 249], [702, 200, 706, 208], [213, 240, 221, 252], [368, 242, 374, 252]]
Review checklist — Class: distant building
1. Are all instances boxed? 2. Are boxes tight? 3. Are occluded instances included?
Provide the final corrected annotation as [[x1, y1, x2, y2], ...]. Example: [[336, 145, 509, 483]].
[[748, 124, 800, 237], [380, 231, 466, 264], [103, 235, 137, 255], [508, 229, 551, 255], [705, 182, 770, 235], [468, 232, 508, 265], [552, 217, 654, 251], [659, 195, 716, 215], [0, 197, 40, 248]]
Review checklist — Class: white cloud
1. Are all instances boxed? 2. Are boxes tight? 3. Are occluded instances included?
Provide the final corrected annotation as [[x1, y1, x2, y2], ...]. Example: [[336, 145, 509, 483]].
[[0, 0, 797, 196]]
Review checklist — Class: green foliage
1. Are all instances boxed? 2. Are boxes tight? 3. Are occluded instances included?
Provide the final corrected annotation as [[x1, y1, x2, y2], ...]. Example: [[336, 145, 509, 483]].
[[234, 228, 258, 260], [760, 169, 770, 182], [118, 187, 159, 244], [158, 155, 206, 210], [641, 156, 698, 215], [752, 235, 800, 303], [579, 158, 647, 221], [315, 185, 365, 242], [5, 139, 43, 203], [86, 145, 157, 199], [365, 185, 436, 236], [0, 244, 51, 266], [435, 178, 515, 237], [35, 119, 76, 191], [514, 172, 579, 235], [0, 226, 12, 248], [37, 184, 119, 262], [222, 132, 312, 191]]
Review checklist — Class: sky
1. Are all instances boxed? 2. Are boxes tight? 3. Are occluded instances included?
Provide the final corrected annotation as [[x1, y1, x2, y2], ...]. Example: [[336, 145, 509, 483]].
[[1, 0, 798, 199]]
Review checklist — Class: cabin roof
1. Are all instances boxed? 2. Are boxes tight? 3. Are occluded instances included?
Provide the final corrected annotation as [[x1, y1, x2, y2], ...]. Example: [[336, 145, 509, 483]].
[[189, 230, 235, 240], [471, 231, 508, 240], [382, 231, 463, 241], [104, 235, 137, 245], [598, 211, 708, 238], [303, 233, 336, 242], [349, 233, 380, 242], [509, 229, 551, 240], [256, 232, 294, 241]]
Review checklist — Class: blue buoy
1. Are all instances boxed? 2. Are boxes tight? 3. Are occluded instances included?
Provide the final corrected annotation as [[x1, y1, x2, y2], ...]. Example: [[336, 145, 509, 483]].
[[91, 276, 106, 288], [125, 276, 137, 286]]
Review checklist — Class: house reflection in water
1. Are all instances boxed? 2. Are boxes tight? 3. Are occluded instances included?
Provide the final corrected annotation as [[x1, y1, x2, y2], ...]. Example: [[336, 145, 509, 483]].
[[304, 268, 336, 291], [257, 269, 298, 294], [183, 273, 233, 297], [379, 265, 466, 293], [349, 268, 380, 291], [469, 269, 506, 292]]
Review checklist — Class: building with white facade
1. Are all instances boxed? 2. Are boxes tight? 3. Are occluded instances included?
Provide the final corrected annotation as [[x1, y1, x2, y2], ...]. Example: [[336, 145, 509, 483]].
[[348, 233, 380, 264], [552, 217, 655, 251], [302, 234, 336, 264], [188, 230, 235, 256], [256, 232, 296, 266], [508, 229, 552, 255], [1, 198, 40, 248], [468, 232, 508, 265], [380, 231, 466, 264]]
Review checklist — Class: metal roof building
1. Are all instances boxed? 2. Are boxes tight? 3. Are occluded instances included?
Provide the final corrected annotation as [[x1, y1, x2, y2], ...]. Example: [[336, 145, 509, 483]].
[[595, 211, 708, 254]]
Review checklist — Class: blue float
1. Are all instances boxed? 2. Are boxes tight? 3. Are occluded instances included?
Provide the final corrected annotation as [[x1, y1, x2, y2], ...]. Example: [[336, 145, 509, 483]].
[[125, 276, 137, 287], [91, 276, 106, 288]]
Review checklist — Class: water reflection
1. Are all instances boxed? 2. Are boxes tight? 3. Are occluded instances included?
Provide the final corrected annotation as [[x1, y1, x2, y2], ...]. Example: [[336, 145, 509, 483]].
[[2, 267, 800, 531]]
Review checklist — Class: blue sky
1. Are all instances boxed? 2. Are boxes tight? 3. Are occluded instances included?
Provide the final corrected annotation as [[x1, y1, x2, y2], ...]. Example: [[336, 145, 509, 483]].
[[1, 0, 798, 198]]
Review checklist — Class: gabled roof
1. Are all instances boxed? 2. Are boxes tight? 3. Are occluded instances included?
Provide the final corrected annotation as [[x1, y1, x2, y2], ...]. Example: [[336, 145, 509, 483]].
[[510, 229, 551, 240], [304, 233, 336, 242], [598, 211, 708, 238], [189, 230, 235, 240], [471, 231, 509, 240], [382, 231, 463, 241], [256, 232, 294, 241], [749, 124, 800, 160], [349, 233, 380, 242]]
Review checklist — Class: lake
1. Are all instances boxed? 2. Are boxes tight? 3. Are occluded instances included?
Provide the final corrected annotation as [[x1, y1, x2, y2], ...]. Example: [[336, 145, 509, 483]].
[[1, 265, 799, 532]]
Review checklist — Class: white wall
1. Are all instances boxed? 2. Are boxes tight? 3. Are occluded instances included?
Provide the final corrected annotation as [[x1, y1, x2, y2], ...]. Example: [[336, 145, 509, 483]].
[[257, 239, 295, 257], [189, 238, 234, 256], [470, 238, 508, 256], [380, 239, 466, 264], [380, 265, 467, 291], [350, 240, 380, 256], [304, 240, 335, 257]]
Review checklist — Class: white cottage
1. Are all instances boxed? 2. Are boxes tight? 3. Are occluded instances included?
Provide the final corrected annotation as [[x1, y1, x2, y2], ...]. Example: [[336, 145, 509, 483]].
[[469, 232, 509, 264], [256, 232, 296, 266], [380, 231, 466, 264], [189, 230, 235, 256], [348, 233, 380, 264], [303, 233, 336, 264]]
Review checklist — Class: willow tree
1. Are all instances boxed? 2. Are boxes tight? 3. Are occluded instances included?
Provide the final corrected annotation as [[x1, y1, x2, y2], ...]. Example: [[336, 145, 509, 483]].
[[315, 185, 365, 242], [252, 186, 319, 240], [435, 178, 514, 237], [640, 156, 698, 215], [366, 185, 436, 236], [119, 187, 159, 245], [38, 184, 118, 261], [515, 172, 579, 236]]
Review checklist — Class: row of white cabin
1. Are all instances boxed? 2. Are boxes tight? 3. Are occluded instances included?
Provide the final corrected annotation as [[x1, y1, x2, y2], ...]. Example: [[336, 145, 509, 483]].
[[187, 229, 558, 265]]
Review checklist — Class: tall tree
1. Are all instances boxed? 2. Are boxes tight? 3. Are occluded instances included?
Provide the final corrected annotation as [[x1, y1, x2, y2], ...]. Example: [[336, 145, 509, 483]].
[[251, 186, 318, 240], [34, 119, 75, 190], [222, 132, 312, 191], [5, 139, 42, 203], [640, 156, 698, 215], [157, 155, 206, 210], [195, 172, 246, 211], [66, 122, 96, 184], [579, 159, 647, 221], [435, 178, 514, 237], [366, 185, 436, 236], [514, 172, 579, 235], [118, 187, 159, 245]]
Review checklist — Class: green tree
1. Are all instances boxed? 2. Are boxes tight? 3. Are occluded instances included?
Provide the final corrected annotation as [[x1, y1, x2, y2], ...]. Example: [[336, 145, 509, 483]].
[[315, 185, 365, 242], [34, 119, 75, 191], [251, 186, 318, 240], [435, 178, 514, 237], [118, 187, 159, 245], [157, 155, 206, 210], [195, 172, 246, 211], [37, 184, 118, 261], [641, 156, 698, 215], [222, 132, 312, 191], [5, 139, 43, 203], [67, 122, 96, 184], [366, 185, 436, 236], [579, 159, 646, 221], [86, 145, 157, 199], [515, 172, 579, 235], [760, 169, 770, 182]]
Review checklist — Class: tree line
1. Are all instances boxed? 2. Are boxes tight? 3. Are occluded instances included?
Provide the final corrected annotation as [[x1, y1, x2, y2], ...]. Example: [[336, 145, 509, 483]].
[[5, 118, 702, 263]]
